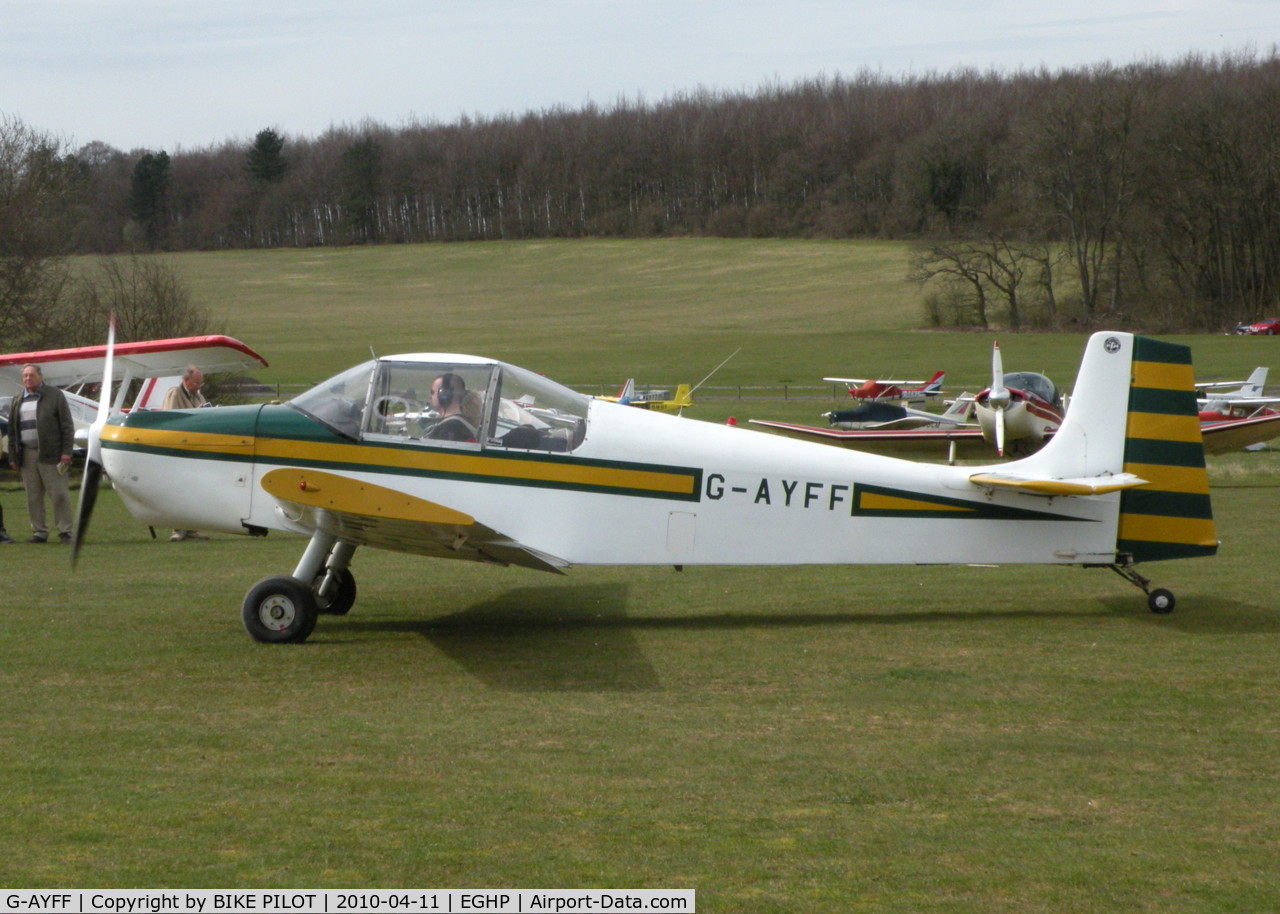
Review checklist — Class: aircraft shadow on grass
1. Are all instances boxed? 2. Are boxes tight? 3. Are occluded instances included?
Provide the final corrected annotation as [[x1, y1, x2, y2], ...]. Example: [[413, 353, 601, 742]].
[[1095, 595, 1277, 635], [312, 582, 1279, 690]]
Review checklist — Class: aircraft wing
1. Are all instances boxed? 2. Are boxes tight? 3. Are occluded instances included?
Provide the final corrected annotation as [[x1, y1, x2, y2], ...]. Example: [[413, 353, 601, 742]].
[[822, 376, 924, 385], [747, 418, 997, 459], [1198, 396, 1280, 409], [1200, 412, 1280, 454], [260, 468, 569, 574], [0, 334, 268, 392]]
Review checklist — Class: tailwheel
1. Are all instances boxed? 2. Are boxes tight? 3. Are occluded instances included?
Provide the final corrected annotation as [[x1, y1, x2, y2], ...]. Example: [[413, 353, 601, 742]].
[[242, 576, 319, 643], [1147, 588, 1175, 614], [1107, 564, 1176, 614], [313, 568, 357, 616]]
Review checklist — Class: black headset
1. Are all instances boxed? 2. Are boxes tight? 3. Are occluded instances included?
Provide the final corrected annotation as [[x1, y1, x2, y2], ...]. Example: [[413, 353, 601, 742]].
[[435, 373, 464, 409]]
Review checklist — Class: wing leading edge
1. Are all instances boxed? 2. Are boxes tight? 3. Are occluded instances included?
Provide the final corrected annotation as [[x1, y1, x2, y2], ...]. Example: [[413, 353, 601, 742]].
[[260, 468, 569, 574]]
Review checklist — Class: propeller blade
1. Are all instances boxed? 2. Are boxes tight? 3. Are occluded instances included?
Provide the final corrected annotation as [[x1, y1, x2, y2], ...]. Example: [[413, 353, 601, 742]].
[[71, 461, 102, 568], [72, 317, 115, 567], [991, 341, 1006, 401], [988, 340, 1010, 457]]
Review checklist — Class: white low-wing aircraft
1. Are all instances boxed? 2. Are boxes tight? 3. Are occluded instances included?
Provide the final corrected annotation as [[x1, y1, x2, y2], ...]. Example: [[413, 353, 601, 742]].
[[75, 331, 1217, 643]]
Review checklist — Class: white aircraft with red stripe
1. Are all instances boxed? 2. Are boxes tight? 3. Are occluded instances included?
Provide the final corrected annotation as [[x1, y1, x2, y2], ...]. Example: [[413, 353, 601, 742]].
[[0, 335, 268, 453], [973, 341, 1066, 457]]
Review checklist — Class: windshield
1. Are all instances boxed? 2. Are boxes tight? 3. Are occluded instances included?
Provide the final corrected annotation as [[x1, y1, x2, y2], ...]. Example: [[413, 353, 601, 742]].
[[289, 358, 589, 453], [289, 360, 376, 439], [1004, 371, 1062, 410]]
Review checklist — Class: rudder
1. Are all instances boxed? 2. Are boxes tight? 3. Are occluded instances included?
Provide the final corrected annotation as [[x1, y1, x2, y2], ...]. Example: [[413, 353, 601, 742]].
[[1117, 336, 1217, 562]]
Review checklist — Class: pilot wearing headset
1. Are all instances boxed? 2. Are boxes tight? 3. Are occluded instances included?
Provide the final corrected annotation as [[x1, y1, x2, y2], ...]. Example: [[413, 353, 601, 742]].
[[427, 372, 476, 441]]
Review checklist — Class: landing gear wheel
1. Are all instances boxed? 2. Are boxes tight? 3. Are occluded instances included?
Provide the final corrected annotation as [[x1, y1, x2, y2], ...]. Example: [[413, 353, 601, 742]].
[[313, 568, 357, 616], [242, 576, 319, 643], [1147, 588, 1176, 614]]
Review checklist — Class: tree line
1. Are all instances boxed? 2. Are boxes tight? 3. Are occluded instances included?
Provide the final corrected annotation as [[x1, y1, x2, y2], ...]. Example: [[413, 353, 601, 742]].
[[5, 49, 1280, 335]]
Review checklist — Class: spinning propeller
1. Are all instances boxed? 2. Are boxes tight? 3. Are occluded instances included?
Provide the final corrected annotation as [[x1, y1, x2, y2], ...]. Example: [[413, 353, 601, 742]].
[[987, 341, 1011, 457], [71, 317, 114, 567]]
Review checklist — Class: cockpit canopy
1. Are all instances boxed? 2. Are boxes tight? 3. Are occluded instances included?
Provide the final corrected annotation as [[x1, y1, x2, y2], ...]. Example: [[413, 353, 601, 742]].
[[290, 356, 589, 452], [1003, 371, 1062, 410]]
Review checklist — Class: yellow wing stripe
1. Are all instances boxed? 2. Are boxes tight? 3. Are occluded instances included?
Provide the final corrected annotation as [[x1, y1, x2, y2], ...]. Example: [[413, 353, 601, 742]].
[[261, 469, 475, 525]]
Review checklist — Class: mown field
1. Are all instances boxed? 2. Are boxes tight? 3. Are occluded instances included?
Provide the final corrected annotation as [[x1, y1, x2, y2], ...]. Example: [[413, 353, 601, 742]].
[[3, 239, 1278, 910]]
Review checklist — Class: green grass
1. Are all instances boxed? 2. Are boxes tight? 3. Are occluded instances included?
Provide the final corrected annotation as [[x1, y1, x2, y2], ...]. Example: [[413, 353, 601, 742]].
[[5, 239, 1280, 909]]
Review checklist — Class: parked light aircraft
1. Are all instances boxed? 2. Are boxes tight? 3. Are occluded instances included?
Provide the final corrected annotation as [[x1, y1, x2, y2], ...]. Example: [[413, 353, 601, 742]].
[[0, 335, 268, 458], [598, 349, 739, 414], [973, 342, 1065, 457], [1195, 366, 1280, 452], [1197, 367, 1271, 402], [825, 371, 946, 403], [753, 395, 1280, 460], [74, 330, 1216, 643], [601, 379, 694, 412], [823, 394, 975, 431]]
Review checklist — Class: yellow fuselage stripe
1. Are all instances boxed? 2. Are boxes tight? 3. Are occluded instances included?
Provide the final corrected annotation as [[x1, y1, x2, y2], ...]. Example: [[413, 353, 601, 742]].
[[107, 425, 697, 497], [859, 492, 975, 513]]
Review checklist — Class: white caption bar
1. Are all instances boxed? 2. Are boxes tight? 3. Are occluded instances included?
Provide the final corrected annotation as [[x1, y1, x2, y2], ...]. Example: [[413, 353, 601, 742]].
[[2, 891, 695, 914]]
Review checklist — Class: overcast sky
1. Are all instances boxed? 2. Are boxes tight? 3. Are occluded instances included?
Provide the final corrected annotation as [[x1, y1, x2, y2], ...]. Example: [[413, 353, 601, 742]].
[[3, 0, 1276, 152]]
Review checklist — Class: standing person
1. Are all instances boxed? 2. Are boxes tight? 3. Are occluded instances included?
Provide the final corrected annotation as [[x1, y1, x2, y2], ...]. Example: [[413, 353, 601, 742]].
[[7, 364, 75, 544], [162, 365, 209, 541], [161, 365, 208, 410]]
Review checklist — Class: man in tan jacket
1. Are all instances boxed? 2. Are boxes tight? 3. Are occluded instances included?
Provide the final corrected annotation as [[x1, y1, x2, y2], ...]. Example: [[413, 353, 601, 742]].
[[162, 366, 209, 541]]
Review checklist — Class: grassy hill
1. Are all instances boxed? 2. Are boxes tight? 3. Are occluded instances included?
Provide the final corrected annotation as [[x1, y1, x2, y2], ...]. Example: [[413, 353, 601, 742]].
[[158, 238, 1280, 422]]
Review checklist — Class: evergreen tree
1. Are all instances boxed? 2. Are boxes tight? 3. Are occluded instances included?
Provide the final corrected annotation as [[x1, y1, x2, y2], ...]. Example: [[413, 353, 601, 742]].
[[127, 151, 170, 248], [246, 129, 287, 184], [339, 136, 382, 243]]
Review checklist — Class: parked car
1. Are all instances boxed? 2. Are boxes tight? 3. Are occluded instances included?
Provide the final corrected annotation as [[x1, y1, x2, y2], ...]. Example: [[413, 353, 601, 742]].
[[1242, 317, 1280, 335]]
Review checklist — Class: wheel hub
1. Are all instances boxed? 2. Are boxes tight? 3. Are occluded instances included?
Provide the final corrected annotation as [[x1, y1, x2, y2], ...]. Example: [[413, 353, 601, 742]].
[[259, 595, 296, 630]]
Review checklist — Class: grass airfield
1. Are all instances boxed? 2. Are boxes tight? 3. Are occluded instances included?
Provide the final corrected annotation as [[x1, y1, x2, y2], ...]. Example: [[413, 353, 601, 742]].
[[4, 239, 1279, 909]]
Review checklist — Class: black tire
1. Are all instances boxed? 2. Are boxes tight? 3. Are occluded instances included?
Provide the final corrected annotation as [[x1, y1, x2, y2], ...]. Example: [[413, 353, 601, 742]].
[[1148, 588, 1176, 614], [313, 568, 357, 616], [242, 576, 319, 643]]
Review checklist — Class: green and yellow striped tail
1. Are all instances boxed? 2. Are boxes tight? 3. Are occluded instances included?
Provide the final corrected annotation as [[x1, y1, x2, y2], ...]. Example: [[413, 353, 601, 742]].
[[1117, 336, 1217, 562]]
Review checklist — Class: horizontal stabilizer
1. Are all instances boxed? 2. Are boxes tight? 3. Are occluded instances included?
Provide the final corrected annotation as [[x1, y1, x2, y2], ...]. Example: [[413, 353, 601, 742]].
[[969, 471, 1149, 497]]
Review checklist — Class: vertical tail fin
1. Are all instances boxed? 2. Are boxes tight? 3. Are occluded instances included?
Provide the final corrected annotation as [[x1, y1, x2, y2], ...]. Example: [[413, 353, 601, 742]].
[[1006, 332, 1216, 564], [1117, 336, 1217, 562], [920, 370, 946, 395]]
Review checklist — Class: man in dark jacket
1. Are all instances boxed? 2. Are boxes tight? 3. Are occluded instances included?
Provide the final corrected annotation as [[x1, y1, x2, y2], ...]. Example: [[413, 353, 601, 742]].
[[7, 364, 75, 544]]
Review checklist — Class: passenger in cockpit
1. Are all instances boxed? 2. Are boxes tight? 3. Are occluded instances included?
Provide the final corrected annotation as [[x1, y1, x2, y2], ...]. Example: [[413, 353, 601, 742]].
[[426, 372, 477, 441]]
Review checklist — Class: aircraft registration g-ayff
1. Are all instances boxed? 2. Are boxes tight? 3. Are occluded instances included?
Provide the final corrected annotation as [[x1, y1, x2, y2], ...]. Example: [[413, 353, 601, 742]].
[[76, 331, 1217, 644]]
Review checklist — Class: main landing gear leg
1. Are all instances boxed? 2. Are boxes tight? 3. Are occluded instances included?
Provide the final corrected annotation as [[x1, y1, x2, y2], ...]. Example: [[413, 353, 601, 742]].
[[313, 540, 358, 616], [242, 531, 341, 644], [1107, 564, 1176, 614]]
